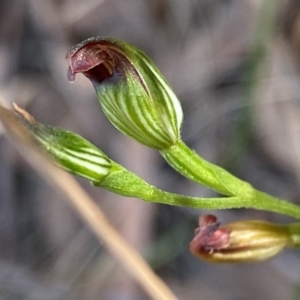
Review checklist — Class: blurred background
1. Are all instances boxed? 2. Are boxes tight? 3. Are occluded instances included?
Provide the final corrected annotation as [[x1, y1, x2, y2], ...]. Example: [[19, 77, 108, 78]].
[[1, 0, 300, 299]]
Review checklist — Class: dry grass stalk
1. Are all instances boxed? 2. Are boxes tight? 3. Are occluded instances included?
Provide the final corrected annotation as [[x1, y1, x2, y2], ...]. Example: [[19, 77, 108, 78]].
[[0, 101, 178, 300]]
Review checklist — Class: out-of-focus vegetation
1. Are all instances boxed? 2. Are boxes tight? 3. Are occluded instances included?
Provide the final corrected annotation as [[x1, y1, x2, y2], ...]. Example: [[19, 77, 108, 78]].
[[1, 0, 300, 299]]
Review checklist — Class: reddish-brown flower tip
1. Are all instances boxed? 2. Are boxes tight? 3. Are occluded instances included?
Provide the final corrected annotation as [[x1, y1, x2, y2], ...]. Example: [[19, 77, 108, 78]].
[[189, 214, 231, 254], [67, 38, 119, 83]]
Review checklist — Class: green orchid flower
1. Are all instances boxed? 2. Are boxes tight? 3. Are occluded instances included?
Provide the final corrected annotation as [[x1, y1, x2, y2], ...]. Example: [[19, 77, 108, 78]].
[[68, 37, 183, 150]]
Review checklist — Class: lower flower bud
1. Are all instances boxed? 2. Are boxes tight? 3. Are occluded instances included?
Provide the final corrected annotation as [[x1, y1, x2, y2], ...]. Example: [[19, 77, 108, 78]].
[[14, 104, 111, 184], [190, 215, 291, 263]]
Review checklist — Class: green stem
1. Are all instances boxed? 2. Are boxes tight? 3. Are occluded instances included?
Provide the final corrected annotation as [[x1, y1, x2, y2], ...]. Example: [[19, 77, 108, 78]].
[[159, 140, 300, 219], [254, 191, 300, 220], [98, 162, 242, 209], [161, 140, 253, 197], [97, 161, 300, 219]]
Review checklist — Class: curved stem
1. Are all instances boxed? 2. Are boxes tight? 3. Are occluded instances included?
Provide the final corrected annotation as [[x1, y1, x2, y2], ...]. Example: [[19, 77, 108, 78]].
[[98, 162, 300, 219], [161, 140, 255, 197], [253, 190, 300, 220], [158, 140, 300, 220]]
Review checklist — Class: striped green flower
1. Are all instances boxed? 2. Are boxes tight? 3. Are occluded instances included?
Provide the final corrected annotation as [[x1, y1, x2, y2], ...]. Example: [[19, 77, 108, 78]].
[[67, 37, 183, 150], [14, 105, 111, 184]]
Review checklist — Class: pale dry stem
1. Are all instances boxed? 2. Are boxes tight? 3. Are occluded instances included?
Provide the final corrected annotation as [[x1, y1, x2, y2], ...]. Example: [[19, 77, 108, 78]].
[[0, 101, 178, 300]]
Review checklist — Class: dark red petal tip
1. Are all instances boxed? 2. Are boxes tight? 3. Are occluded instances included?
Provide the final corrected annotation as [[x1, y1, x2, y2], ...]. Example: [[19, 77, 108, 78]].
[[67, 37, 101, 58], [190, 215, 231, 255], [67, 37, 118, 83]]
